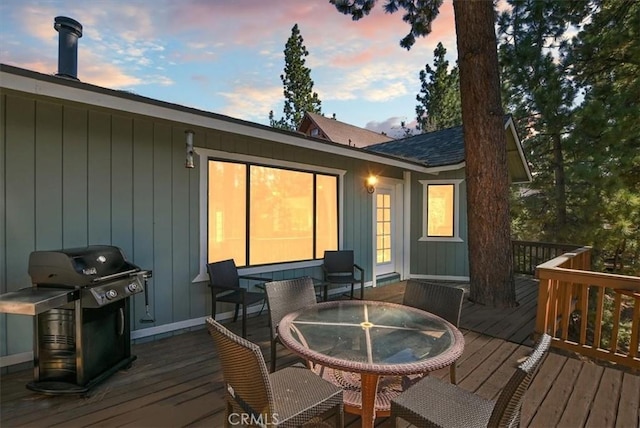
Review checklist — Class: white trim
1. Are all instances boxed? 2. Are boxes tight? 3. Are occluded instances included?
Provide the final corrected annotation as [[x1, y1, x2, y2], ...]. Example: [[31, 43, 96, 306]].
[[505, 117, 533, 183], [0, 281, 374, 368], [410, 274, 470, 282], [372, 177, 405, 282], [0, 351, 32, 368], [132, 281, 371, 340], [1, 68, 449, 175], [370, 186, 377, 288], [403, 171, 412, 280], [418, 179, 465, 242], [194, 147, 346, 281]]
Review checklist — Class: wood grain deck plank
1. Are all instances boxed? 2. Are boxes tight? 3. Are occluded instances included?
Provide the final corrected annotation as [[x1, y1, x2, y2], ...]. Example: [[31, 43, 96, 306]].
[[2, 278, 639, 428], [556, 362, 605, 427], [525, 354, 580, 428], [585, 367, 624, 428]]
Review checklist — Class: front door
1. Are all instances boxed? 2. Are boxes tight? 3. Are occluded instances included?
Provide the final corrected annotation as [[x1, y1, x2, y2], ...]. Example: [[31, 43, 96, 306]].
[[374, 181, 403, 278]]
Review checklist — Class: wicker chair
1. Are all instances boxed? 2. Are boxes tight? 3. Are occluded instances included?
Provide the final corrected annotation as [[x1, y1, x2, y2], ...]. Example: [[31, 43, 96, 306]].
[[314, 281, 466, 417], [403, 280, 465, 383], [264, 277, 317, 373], [206, 317, 344, 428], [390, 333, 552, 428], [207, 259, 266, 338], [322, 250, 365, 300]]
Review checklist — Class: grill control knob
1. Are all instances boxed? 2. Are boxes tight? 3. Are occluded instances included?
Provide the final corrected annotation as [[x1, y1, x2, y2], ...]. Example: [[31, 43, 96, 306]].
[[127, 282, 139, 293], [105, 289, 118, 300]]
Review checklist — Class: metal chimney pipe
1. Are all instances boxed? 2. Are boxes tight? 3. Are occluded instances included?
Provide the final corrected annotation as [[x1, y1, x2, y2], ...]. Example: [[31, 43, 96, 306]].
[[54, 16, 83, 80]]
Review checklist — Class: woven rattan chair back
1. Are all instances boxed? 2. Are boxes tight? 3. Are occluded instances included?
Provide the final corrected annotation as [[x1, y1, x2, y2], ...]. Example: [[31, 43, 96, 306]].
[[264, 277, 317, 372], [206, 317, 276, 421], [403, 280, 464, 326], [390, 334, 552, 428], [487, 333, 552, 428], [265, 277, 317, 341], [403, 280, 464, 384]]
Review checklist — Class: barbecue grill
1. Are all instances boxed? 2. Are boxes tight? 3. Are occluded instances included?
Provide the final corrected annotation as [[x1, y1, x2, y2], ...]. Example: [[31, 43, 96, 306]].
[[0, 245, 151, 394]]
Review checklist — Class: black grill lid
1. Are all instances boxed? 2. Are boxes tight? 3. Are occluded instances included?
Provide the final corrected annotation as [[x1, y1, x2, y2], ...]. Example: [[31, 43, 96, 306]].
[[28, 245, 141, 287]]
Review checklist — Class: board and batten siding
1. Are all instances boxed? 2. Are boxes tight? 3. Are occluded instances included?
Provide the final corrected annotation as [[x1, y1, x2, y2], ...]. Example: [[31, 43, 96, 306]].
[[1, 92, 204, 356], [410, 169, 469, 280], [1, 89, 386, 359]]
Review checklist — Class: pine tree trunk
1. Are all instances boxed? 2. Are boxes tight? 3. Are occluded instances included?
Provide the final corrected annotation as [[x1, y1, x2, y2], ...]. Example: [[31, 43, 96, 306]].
[[453, 0, 516, 307]]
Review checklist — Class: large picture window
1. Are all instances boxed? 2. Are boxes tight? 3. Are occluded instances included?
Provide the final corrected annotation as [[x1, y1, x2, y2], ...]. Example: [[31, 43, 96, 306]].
[[419, 179, 463, 242], [208, 159, 338, 266]]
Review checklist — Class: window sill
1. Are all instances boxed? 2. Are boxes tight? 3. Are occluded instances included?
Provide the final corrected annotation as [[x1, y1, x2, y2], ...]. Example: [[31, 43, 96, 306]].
[[418, 236, 464, 243]]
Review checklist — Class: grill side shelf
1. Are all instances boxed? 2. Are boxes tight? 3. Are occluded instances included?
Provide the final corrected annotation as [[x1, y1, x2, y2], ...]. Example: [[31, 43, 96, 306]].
[[0, 288, 78, 316]]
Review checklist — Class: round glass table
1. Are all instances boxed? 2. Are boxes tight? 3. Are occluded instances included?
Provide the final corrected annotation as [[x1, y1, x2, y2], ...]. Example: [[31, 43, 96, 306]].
[[277, 300, 465, 427]]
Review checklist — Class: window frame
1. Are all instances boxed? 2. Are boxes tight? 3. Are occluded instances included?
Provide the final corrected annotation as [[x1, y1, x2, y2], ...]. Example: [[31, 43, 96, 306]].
[[194, 148, 346, 282], [418, 179, 464, 243]]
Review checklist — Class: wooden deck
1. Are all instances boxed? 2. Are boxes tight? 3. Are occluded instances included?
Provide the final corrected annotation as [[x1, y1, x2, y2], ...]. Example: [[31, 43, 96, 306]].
[[2, 276, 639, 427]]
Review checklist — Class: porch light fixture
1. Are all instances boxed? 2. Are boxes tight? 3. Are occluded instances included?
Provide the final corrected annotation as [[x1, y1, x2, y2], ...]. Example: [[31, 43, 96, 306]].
[[185, 130, 195, 169], [365, 175, 378, 194]]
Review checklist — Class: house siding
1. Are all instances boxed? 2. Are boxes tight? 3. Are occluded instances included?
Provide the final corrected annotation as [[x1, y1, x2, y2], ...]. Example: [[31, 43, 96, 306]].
[[1, 89, 397, 357], [410, 169, 469, 279]]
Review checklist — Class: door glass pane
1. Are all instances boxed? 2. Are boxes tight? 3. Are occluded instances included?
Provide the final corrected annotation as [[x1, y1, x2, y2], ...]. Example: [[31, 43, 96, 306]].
[[376, 193, 392, 264]]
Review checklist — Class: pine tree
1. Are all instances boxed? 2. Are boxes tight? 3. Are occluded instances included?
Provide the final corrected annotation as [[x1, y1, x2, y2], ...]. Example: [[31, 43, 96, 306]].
[[498, 0, 588, 243], [270, 24, 322, 131], [331, 0, 517, 307], [567, 0, 640, 272], [415, 42, 462, 132]]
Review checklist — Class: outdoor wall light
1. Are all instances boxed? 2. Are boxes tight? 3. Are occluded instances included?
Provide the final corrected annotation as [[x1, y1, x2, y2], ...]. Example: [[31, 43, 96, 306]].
[[365, 175, 378, 194], [185, 130, 195, 169]]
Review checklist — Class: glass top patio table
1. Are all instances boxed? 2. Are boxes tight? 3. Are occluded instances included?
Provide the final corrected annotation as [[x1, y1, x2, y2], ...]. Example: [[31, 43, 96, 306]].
[[277, 300, 465, 427]]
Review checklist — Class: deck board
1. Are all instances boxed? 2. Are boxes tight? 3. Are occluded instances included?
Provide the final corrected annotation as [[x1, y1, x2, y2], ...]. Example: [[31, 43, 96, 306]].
[[2, 277, 639, 428]]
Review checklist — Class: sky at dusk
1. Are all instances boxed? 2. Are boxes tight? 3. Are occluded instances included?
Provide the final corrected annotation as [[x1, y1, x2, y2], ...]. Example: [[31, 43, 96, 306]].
[[0, 0, 459, 138]]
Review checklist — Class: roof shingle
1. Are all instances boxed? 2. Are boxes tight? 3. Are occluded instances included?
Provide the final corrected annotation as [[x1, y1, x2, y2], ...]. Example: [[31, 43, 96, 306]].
[[365, 125, 465, 167]]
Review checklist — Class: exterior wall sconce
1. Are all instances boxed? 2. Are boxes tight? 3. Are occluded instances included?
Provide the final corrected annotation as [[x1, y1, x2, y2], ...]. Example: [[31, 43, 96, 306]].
[[365, 175, 378, 194], [185, 130, 195, 169]]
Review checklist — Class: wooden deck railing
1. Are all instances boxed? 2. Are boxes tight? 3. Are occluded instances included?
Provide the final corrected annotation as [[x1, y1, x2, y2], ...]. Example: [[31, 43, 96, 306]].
[[512, 240, 582, 275], [535, 246, 640, 371]]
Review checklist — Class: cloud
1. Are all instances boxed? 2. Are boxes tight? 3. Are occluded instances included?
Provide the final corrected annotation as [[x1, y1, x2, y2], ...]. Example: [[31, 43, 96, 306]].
[[217, 84, 282, 123], [366, 82, 409, 102], [365, 117, 418, 139], [1, 0, 459, 129]]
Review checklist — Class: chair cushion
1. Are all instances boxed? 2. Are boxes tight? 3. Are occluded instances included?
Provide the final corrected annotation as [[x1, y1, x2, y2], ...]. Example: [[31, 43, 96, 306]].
[[391, 376, 495, 428], [213, 289, 264, 305], [270, 365, 343, 426], [325, 274, 358, 284]]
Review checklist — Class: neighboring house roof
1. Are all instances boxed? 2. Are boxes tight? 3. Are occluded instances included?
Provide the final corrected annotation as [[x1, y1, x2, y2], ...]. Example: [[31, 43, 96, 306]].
[[298, 112, 393, 147], [366, 117, 532, 183]]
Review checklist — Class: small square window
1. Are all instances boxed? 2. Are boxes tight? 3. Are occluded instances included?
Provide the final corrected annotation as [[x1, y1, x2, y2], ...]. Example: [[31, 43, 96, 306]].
[[419, 179, 464, 242]]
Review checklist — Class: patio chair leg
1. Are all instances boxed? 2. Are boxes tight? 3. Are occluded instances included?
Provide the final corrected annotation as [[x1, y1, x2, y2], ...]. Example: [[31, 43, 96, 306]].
[[232, 304, 239, 322], [241, 304, 247, 338], [270, 340, 277, 373], [450, 363, 457, 384]]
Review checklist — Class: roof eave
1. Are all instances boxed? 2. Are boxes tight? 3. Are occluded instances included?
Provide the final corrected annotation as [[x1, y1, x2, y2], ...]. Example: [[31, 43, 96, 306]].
[[505, 116, 533, 183], [0, 64, 435, 174]]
